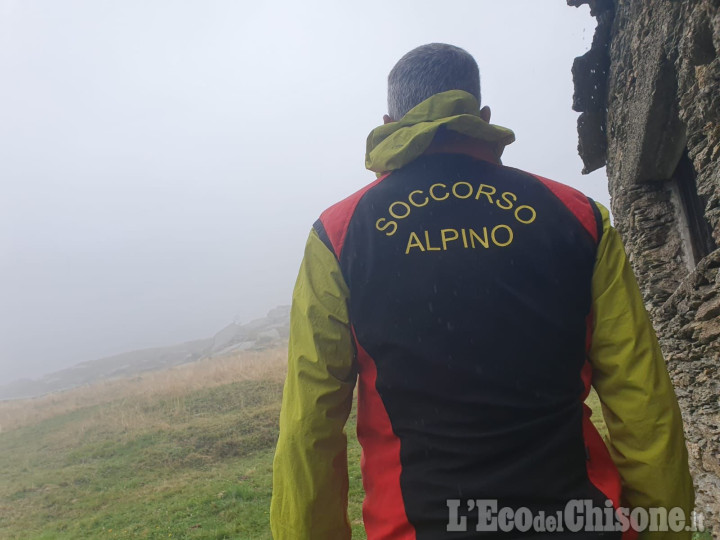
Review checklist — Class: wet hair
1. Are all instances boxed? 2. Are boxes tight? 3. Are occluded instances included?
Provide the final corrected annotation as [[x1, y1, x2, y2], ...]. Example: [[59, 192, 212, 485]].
[[387, 43, 481, 121]]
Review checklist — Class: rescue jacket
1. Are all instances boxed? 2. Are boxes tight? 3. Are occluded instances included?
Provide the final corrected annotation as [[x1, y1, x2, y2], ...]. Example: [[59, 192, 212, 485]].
[[270, 91, 694, 540]]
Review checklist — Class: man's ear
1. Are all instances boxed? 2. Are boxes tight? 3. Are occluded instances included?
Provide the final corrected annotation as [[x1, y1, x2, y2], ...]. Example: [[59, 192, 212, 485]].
[[480, 106, 491, 123], [383, 114, 394, 124]]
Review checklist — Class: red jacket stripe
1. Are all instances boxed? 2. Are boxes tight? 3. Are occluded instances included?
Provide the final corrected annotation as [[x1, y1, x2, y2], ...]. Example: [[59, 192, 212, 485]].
[[531, 173, 600, 243], [318, 173, 391, 258], [353, 328, 416, 540]]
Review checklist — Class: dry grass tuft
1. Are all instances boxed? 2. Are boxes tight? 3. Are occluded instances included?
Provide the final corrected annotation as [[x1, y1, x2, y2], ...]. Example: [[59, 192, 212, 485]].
[[0, 346, 288, 433]]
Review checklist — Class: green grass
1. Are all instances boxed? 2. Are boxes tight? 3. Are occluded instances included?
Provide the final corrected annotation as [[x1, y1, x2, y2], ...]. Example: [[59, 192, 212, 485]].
[[0, 378, 708, 539], [2, 381, 277, 539], [586, 387, 608, 439], [0, 378, 367, 540]]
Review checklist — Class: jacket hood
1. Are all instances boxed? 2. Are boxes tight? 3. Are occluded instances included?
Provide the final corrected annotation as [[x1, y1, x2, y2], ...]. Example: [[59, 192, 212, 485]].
[[365, 90, 516, 174]]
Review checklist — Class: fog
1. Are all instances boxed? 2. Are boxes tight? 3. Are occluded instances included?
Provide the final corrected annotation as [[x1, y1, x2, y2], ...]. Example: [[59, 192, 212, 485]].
[[0, 1, 605, 385]]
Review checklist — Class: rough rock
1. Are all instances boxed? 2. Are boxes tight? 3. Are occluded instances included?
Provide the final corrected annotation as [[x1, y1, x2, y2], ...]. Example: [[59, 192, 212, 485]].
[[570, 0, 720, 533]]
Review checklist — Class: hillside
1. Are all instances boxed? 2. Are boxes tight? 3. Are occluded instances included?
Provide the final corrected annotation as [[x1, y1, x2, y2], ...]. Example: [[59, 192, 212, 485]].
[[0, 346, 367, 540], [0, 307, 290, 401]]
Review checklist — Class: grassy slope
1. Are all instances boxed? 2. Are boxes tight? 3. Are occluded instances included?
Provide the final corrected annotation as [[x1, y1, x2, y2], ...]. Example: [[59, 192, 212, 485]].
[[1, 380, 282, 539], [1, 354, 705, 539], [0, 351, 367, 540]]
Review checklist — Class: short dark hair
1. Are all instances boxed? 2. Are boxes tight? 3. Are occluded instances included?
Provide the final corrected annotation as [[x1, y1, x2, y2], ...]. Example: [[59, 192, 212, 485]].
[[387, 43, 481, 121]]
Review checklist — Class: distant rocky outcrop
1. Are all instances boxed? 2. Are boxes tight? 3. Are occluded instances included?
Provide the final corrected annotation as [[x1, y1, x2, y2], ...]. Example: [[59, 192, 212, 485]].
[[0, 306, 290, 401], [209, 306, 290, 357]]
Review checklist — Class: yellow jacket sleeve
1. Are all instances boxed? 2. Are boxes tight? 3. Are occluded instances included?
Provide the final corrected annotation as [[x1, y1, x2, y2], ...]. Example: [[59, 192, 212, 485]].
[[589, 202, 694, 538], [270, 228, 356, 540]]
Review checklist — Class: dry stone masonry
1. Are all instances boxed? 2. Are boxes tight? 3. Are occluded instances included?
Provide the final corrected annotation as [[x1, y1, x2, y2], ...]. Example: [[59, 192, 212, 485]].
[[569, 0, 719, 533]]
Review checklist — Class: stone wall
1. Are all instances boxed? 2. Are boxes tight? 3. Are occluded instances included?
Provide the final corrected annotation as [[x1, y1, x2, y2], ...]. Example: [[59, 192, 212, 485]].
[[570, 0, 720, 534]]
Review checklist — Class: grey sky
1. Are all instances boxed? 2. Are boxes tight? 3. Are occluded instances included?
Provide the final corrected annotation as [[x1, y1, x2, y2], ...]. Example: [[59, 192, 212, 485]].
[[0, 0, 606, 385]]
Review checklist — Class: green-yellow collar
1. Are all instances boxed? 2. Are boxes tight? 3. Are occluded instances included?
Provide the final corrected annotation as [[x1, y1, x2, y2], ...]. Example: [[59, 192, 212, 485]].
[[365, 90, 515, 173]]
